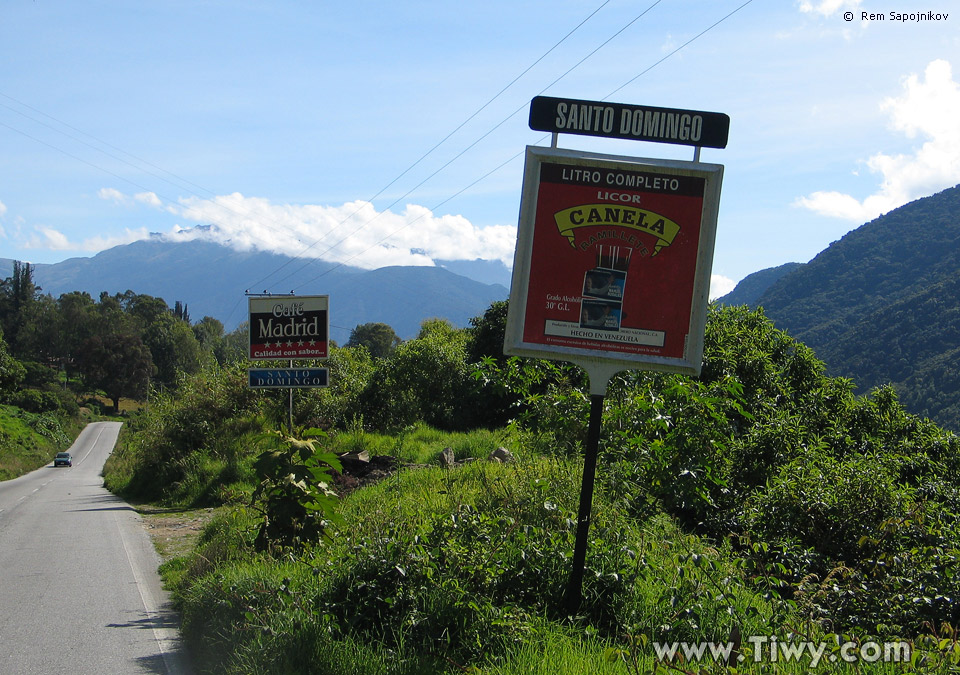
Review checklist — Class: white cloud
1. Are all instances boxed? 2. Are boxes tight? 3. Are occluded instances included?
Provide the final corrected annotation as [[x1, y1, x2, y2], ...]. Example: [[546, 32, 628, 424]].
[[710, 274, 736, 300], [134, 191, 163, 208], [25, 225, 150, 252], [98, 187, 127, 204], [162, 192, 518, 269], [796, 59, 960, 222], [797, 0, 861, 16], [0, 199, 7, 218], [99, 188, 164, 209]]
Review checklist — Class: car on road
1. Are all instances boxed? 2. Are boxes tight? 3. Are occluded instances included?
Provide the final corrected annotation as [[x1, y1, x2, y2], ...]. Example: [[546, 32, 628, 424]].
[[54, 452, 72, 467]]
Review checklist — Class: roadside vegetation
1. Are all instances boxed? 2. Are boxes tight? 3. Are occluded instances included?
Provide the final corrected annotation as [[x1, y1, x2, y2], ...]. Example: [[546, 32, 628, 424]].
[[97, 301, 960, 673], [0, 261, 248, 478]]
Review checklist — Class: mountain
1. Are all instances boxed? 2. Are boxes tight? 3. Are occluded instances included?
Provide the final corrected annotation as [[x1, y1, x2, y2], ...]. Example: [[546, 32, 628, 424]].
[[715, 262, 803, 307], [752, 184, 960, 429], [2, 240, 509, 341]]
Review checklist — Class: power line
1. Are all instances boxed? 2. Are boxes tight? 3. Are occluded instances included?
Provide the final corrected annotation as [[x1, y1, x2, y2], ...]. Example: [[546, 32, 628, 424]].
[[286, 0, 760, 296], [242, 0, 617, 292]]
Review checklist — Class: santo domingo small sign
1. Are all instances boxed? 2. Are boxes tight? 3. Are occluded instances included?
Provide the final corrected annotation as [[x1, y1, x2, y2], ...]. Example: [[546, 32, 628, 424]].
[[249, 295, 329, 360], [529, 95, 730, 149], [248, 368, 329, 389]]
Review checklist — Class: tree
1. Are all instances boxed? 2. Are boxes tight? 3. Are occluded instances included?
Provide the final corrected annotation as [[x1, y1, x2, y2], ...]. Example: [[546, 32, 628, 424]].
[[346, 322, 401, 359], [467, 300, 508, 364], [143, 313, 204, 387], [54, 292, 97, 380], [359, 319, 478, 431], [0, 261, 42, 356], [0, 328, 26, 400], [77, 332, 153, 410]]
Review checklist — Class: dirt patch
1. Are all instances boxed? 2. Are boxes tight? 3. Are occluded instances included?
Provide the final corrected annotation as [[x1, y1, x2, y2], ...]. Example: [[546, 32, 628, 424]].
[[139, 508, 217, 562]]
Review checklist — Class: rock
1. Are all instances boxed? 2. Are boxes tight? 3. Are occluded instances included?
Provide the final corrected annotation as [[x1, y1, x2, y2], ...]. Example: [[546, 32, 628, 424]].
[[338, 450, 370, 474], [487, 447, 514, 463], [440, 447, 456, 467]]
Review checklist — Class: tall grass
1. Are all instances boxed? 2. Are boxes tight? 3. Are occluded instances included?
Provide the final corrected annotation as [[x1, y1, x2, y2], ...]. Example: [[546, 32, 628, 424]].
[[166, 450, 805, 674]]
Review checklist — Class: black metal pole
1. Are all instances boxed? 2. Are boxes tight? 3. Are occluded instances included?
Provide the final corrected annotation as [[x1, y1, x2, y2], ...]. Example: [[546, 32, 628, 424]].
[[565, 393, 605, 615]]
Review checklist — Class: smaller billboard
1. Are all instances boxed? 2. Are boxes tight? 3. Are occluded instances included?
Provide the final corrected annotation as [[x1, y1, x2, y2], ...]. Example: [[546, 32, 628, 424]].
[[249, 295, 329, 360], [248, 368, 329, 389]]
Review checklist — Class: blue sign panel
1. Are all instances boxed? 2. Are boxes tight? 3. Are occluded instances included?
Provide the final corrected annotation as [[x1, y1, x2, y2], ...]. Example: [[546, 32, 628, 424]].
[[248, 368, 329, 389]]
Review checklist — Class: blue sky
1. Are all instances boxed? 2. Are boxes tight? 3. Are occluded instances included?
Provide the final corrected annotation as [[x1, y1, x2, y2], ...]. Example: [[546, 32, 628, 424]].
[[1, 1, 958, 298]]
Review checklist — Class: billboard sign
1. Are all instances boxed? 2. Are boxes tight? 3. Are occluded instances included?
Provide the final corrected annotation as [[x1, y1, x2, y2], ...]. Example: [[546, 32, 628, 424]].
[[504, 146, 722, 385], [248, 295, 329, 360], [529, 95, 730, 149], [248, 368, 329, 389]]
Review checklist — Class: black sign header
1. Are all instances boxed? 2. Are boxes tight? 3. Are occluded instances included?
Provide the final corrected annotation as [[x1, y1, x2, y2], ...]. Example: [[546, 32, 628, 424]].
[[529, 96, 729, 149]]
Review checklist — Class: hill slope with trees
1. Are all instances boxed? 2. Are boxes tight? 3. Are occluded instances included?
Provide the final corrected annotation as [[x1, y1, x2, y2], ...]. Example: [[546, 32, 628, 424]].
[[725, 184, 960, 429]]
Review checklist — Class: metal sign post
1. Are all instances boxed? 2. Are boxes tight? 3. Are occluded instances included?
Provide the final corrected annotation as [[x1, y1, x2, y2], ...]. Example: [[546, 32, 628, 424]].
[[505, 96, 728, 614]]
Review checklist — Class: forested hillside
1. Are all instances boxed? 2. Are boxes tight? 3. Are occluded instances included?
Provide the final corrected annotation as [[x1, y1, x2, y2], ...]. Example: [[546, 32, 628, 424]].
[[715, 262, 802, 307], [731, 184, 960, 429]]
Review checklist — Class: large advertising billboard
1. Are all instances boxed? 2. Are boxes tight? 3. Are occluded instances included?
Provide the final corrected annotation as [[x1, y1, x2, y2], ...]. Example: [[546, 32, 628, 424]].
[[248, 295, 329, 360], [504, 147, 722, 379]]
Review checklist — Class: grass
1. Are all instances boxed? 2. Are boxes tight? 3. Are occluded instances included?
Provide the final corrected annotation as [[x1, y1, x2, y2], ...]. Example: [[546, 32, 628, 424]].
[[117, 421, 960, 674], [162, 450, 809, 674], [0, 404, 89, 480], [327, 420, 515, 465]]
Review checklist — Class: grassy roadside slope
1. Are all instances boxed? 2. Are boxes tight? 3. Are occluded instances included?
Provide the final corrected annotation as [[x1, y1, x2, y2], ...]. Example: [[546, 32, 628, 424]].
[[0, 404, 92, 480]]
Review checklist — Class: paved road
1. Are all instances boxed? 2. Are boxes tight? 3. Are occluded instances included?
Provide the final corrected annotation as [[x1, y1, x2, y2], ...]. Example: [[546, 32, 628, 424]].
[[0, 422, 192, 674]]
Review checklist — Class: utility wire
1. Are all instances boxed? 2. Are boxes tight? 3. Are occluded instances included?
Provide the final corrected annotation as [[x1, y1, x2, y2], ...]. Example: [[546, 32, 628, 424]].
[[287, 0, 759, 294], [242, 0, 616, 292], [258, 0, 669, 293]]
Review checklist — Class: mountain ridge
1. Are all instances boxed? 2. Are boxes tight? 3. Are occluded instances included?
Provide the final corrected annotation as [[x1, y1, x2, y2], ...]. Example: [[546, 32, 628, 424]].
[[1, 240, 509, 341]]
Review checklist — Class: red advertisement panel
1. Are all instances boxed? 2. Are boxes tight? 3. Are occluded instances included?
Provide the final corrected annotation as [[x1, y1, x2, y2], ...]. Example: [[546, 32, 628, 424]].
[[505, 147, 722, 377]]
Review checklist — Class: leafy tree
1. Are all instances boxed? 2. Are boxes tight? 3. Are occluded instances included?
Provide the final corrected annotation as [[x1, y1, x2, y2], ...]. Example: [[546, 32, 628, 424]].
[[217, 322, 250, 366], [346, 322, 401, 359], [359, 319, 479, 430], [173, 300, 190, 324], [77, 332, 153, 409], [0, 261, 42, 355], [466, 299, 508, 364], [143, 313, 204, 387], [0, 328, 26, 400], [54, 292, 97, 379]]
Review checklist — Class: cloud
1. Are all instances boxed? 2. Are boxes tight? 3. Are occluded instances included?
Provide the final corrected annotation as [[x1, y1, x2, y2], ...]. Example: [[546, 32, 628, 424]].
[[25, 225, 150, 252], [98, 188, 163, 209], [796, 59, 960, 222], [710, 274, 736, 300], [797, 0, 861, 16], [0, 199, 7, 218], [158, 192, 518, 269]]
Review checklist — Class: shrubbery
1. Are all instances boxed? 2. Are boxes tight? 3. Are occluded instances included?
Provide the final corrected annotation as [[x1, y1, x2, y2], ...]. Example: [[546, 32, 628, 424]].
[[107, 301, 960, 672]]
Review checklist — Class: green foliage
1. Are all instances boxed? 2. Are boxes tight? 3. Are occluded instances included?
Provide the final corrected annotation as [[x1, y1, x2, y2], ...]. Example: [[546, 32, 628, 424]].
[[168, 457, 783, 673], [347, 322, 401, 359], [292, 344, 374, 429], [0, 404, 82, 479], [250, 429, 343, 551], [105, 364, 265, 504], [483, 304, 960, 638], [359, 319, 483, 431], [102, 299, 960, 673], [0, 328, 25, 399], [77, 332, 153, 409], [754, 184, 960, 431]]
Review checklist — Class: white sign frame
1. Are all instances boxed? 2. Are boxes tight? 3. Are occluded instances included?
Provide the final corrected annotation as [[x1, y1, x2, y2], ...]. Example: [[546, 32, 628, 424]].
[[503, 146, 723, 394]]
